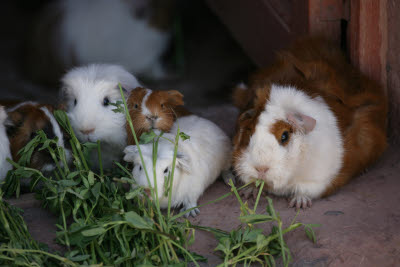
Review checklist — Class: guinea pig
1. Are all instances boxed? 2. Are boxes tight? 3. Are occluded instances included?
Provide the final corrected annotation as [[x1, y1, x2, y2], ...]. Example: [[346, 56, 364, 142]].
[[123, 115, 232, 217], [233, 37, 387, 209], [126, 87, 191, 144], [62, 64, 141, 169], [4, 102, 72, 173], [26, 0, 175, 85], [0, 106, 12, 181]]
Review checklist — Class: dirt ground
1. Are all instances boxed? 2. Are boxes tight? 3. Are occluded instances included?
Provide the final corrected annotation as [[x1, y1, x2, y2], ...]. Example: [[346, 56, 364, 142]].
[[2, 1, 400, 266]]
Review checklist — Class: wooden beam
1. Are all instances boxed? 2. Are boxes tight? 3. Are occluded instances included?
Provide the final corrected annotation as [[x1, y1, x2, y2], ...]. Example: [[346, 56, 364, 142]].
[[348, 0, 388, 89]]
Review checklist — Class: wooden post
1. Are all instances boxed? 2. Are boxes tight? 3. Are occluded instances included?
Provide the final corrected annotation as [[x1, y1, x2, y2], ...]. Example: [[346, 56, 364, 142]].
[[347, 0, 388, 90]]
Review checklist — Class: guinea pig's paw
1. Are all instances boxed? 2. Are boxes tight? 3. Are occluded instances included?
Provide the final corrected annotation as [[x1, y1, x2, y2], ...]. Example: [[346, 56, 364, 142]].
[[181, 203, 200, 218], [288, 195, 312, 210], [222, 169, 236, 186], [123, 146, 138, 162]]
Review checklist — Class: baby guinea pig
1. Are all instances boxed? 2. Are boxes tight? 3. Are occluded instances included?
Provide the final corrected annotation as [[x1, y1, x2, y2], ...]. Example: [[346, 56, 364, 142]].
[[123, 115, 232, 217], [4, 102, 72, 173], [62, 64, 141, 169], [0, 106, 12, 180], [233, 37, 387, 209], [126, 87, 190, 144]]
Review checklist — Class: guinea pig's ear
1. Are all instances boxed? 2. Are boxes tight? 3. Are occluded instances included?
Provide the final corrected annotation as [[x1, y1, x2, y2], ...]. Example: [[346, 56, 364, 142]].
[[165, 90, 184, 107], [5, 110, 24, 137], [279, 51, 313, 79], [287, 112, 316, 134], [239, 109, 256, 122], [176, 151, 190, 173]]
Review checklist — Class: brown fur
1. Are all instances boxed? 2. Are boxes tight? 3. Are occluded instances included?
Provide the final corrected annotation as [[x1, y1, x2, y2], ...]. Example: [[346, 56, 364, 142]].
[[270, 121, 294, 146], [233, 37, 388, 197], [126, 87, 190, 145]]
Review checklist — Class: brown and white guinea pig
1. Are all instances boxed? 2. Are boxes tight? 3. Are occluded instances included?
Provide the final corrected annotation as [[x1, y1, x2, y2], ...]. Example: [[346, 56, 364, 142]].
[[232, 37, 388, 209], [126, 87, 191, 145], [2, 101, 72, 175], [62, 64, 141, 169]]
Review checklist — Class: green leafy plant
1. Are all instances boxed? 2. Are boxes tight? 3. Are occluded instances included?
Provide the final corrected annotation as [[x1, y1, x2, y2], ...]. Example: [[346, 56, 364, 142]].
[[0, 189, 76, 266], [196, 181, 320, 267]]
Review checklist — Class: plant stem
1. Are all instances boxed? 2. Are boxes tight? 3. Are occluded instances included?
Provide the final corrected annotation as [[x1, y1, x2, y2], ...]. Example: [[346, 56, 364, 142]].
[[97, 140, 103, 177], [253, 181, 265, 213]]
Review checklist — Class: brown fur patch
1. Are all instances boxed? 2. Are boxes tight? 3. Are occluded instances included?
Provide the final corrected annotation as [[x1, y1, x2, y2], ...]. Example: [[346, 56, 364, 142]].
[[126, 88, 190, 145], [232, 36, 388, 197], [270, 121, 294, 146]]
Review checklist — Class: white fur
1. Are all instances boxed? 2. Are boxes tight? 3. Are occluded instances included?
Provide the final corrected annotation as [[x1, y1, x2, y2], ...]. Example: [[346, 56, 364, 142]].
[[63, 64, 141, 169], [0, 106, 12, 181], [236, 84, 344, 200], [58, 0, 170, 78], [40, 106, 72, 165], [7, 101, 38, 112], [123, 115, 232, 216], [141, 89, 153, 117]]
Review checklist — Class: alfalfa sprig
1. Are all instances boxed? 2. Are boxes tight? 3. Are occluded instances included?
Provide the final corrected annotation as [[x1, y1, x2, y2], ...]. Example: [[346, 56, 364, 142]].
[[210, 180, 320, 267], [0, 189, 77, 266]]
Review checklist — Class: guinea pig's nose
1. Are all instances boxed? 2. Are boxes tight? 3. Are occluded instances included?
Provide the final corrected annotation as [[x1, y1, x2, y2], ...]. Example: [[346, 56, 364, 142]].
[[255, 166, 269, 178], [80, 128, 95, 135], [146, 115, 158, 121]]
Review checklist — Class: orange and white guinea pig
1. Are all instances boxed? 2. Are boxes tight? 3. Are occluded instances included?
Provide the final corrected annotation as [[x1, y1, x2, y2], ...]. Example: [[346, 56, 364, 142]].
[[1, 101, 72, 178], [126, 87, 190, 145], [232, 37, 388, 209]]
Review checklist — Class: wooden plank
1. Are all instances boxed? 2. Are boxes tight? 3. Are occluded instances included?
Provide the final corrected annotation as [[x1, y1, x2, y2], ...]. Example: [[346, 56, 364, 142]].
[[348, 0, 388, 89], [205, 0, 300, 67]]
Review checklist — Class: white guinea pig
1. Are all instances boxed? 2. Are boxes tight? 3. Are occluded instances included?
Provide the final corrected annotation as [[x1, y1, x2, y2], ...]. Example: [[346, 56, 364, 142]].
[[0, 106, 12, 181], [123, 115, 232, 217], [62, 64, 141, 169], [27, 0, 174, 84], [233, 38, 387, 209]]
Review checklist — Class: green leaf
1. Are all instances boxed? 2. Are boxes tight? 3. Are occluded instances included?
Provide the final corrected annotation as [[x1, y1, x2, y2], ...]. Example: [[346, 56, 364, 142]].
[[67, 171, 80, 179], [66, 188, 84, 200], [91, 182, 101, 199], [304, 224, 320, 243], [240, 214, 274, 225], [124, 211, 154, 230], [68, 254, 91, 262], [242, 228, 263, 243], [87, 171, 95, 186], [215, 237, 231, 254], [179, 132, 190, 141], [139, 131, 157, 144], [82, 227, 106, 237], [58, 180, 80, 187], [256, 234, 269, 250]]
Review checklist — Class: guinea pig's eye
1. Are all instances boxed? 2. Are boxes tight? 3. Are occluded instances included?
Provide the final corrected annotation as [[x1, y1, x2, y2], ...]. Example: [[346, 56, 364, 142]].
[[281, 131, 289, 145], [103, 97, 110, 107], [139, 166, 142, 171], [161, 103, 165, 108], [164, 167, 168, 174], [134, 104, 138, 109], [74, 99, 77, 106]]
